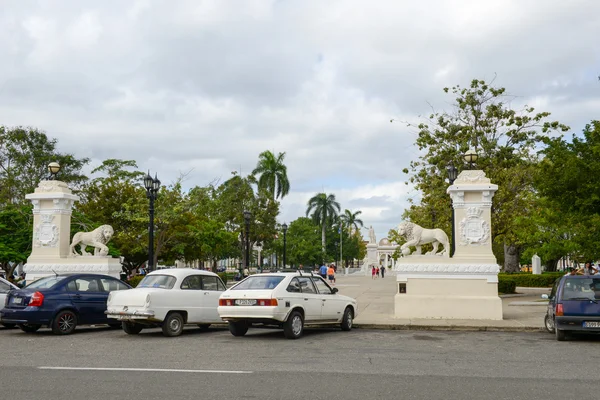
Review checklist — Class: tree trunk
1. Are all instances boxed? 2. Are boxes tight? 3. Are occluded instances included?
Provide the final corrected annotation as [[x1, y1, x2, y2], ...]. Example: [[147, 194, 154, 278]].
[[544, 258, 559, 272], [321, 225, 326, 255], [503, 243, 521, 272]]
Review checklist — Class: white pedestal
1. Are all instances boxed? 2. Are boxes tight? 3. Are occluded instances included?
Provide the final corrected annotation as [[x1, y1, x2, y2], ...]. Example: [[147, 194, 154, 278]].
[[394, 257, 503, 320], [365, 243, 378, 275], [24, 257, 123, 282]]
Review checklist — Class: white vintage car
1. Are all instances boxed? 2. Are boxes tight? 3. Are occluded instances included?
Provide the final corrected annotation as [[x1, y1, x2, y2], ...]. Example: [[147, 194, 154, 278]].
[[105, 268, 226, 337], [218, 272, 358, 339]]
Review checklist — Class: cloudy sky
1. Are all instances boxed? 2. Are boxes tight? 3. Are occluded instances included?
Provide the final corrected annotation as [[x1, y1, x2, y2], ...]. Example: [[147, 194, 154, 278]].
[[1, 0, 599, 242]]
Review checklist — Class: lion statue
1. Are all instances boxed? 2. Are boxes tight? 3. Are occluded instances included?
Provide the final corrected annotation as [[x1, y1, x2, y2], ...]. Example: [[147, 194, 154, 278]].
[[397, 221, 449, 257], [70, 225, 114, 257]]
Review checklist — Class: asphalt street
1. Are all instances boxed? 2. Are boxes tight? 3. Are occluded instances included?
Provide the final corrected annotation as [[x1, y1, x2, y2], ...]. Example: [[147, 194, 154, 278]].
[[0, 324, 598, 400]]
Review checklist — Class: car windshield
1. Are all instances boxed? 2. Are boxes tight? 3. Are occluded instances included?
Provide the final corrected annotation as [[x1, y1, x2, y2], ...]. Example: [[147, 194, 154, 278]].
[[25, 276, 67, 289], [563, 278, 600, 300], [138, 274, 177, 289], [232, 276, 285, 290]]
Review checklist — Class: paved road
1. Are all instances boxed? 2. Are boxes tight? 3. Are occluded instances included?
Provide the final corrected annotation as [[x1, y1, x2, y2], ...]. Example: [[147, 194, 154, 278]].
[[0, 324, 598, 400]]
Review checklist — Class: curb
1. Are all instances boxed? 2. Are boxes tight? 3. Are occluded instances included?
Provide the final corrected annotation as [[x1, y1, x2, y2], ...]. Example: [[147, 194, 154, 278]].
[[353, 323, 545, 333]]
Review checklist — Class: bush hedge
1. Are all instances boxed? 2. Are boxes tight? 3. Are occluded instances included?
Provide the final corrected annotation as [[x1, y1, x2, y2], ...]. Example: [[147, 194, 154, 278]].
[[498, 277, 517, 294], [498, 272, 562, 288], [127, 275, 144, 288], [218, 272, 228, 285]]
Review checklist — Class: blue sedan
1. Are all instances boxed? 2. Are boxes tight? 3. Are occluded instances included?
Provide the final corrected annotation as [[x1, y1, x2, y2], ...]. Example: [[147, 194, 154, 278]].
[[0, 274, 131, 335]]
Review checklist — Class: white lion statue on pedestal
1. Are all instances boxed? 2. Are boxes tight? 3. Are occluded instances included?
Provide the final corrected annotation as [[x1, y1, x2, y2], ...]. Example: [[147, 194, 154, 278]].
[[70, 225, 114, 257], [397, 221, 449, 257]]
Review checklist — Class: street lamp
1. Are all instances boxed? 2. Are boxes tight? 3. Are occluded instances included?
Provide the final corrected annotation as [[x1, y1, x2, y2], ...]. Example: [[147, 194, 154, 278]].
[[143, 171, 161, 273], [282, 222, 288, 268], [243, 210, 251, 276], [48, 162, 61, 180], [446, 161, 459, 257], [463, 148, 479, 169]]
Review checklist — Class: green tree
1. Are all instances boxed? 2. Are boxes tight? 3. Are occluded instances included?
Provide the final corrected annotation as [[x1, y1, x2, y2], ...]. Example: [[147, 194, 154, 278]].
[[284, 217, 323, 267], [0, 204, 32, 277], [306, 192, 341, 257], [401, 79, 569, 271], [339, 209, 364, 233], [251, 150, 290, 201]]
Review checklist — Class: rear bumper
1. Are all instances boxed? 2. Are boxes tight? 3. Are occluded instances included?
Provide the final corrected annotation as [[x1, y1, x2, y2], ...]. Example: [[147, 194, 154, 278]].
[[556, 316, 600, 332], [218, 306, 287, 322], [105, 309, 155, 320], [0, 308, 53, 325]]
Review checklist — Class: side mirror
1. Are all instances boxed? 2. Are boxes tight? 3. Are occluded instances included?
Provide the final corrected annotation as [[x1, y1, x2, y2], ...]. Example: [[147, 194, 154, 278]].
[[332, 288, 339, 294], [541, 294, 549, 300]]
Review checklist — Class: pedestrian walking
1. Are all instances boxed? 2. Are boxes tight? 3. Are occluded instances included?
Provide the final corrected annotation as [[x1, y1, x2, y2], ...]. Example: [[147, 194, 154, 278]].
[[381, 265, 385, 278], [327, 264, 336, 285], [371, 265, 376, 279], [319, 263, 328, 279], [376, 266, 380, 278]]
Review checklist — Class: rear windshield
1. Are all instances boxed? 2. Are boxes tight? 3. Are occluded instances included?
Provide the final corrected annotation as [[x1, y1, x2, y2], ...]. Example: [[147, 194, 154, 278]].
[[138, 275, 177, 289], [231, 276, 285, 290], [562, 278, 600, 300], [25, 276, 67, 289]]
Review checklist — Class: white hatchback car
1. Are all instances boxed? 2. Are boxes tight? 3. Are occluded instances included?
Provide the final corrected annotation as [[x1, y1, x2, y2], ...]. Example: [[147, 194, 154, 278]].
[[218, 272, 358, 339], [105, 268, 226, 337]]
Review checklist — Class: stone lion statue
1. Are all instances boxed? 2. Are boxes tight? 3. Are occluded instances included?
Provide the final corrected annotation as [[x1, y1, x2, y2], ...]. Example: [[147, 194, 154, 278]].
[[397, 221, 449, 257], [70, 225, 114, 257]]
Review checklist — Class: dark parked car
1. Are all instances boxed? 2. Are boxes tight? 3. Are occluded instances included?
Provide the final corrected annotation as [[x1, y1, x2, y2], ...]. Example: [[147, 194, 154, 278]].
[[542, 275, 600, 341], [0, 274, 131, 335]]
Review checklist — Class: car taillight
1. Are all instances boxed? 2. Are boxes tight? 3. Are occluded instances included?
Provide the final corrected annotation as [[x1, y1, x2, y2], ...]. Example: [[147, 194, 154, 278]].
[[258, 299, 278, 306], [556, 303, 564, 316], [219, 299, 233, 306], [29, 291, 44, 307]]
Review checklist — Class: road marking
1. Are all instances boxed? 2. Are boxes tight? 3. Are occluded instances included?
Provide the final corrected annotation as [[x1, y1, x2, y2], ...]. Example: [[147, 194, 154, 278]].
[[38, 367, 252, 374]]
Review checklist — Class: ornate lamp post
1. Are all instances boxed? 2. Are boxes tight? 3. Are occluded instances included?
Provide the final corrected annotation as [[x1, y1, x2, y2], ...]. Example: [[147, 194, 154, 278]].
[[282, 222, 288, 268], [48, 162, 61, 180], [144, 171, 161, 273], [243, 210, 251, 276], [445, 161, 459, 257], [463, 148, 479, 169]]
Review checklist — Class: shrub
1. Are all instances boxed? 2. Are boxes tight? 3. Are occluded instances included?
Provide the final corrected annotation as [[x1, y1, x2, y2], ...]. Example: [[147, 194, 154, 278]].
[[498, 273, 561, 288], [127, 275, 144, 288], [218, 272, 228, 285], [498, 277, 517, 294]]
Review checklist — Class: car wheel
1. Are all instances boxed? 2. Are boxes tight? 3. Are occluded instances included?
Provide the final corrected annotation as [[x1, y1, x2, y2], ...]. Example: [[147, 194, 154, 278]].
[[544, 314, 555, 333], [122, 321, 143, 335], [52, 310, 78, 335], [228, 321, 248, 337], [341, 307, 353, 331], [162, 312, 184, 337], [283, 311, 303, 339], [1, 323, 16, 329], [19, 324, 41, 333], [197, 324, 211, 331], [555, 328, 567, 341]]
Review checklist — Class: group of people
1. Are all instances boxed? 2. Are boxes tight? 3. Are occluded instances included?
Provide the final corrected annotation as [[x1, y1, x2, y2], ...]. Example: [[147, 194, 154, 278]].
[[1, 272, 27, 287], [566, 262, 599, 276], [318, 263, 337, 285], [371, 265, 385, 279]]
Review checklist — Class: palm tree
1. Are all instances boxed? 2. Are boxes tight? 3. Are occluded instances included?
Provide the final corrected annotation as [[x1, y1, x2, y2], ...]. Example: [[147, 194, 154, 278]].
[[340, 209, 363, 233], [306, 192, 341, 254], [252, 150, 290, 201]]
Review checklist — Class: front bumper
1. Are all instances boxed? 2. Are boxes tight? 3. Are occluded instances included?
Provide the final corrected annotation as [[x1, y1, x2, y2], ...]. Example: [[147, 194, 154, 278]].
[[556, 316, 600, 332], [105, 309, 155, 320], [0, 308, 53, 325]]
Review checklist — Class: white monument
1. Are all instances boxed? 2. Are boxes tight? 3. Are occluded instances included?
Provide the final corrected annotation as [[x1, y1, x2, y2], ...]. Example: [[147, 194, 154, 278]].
[[532, 254, 542, 275], [394, 170, 502, 320], [23, 165, 122, 281], [360, 226, 379, 275]]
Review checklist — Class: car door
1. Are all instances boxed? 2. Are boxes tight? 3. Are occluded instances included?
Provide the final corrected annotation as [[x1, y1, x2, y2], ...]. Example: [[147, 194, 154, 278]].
[[200, 275, 226, 323], [297, 277, 322, 322], [179, 275, 204, 323], [66, 277, 107, 324], [312, 277, 341, 321], [98, 278, 131, 323]]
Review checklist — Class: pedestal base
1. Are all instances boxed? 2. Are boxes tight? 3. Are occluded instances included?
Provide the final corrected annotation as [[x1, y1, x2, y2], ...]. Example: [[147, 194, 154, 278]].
[[24, 257, 123, 282]]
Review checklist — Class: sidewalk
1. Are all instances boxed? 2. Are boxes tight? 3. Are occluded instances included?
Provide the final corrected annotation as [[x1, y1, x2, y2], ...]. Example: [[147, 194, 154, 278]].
[[334, 273, 550, 332]]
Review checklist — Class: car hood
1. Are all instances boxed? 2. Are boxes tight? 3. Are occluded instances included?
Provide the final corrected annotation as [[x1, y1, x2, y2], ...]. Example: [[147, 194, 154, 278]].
[[108, 288, 160, 307]]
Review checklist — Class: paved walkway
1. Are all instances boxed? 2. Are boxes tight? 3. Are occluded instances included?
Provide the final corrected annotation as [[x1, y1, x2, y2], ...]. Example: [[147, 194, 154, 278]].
[[334, 272, 550, 332]]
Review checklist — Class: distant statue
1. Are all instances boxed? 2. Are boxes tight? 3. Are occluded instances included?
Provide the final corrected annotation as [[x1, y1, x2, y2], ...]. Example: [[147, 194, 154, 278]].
[[70, 225, 114, 257], [397, 221, 449, 257], [368, 225, 376, 244]]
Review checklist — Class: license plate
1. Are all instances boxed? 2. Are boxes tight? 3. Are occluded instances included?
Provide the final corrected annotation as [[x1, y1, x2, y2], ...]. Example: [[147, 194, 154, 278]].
[[583, 321, 600, 328], [235, 299, 257, 306], [11, 297, 22, 305]]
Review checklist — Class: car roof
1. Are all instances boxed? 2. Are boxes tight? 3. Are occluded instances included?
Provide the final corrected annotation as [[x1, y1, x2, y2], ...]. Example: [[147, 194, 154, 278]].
[[147, 268, 218, 279], [246, 272, 321, 278]]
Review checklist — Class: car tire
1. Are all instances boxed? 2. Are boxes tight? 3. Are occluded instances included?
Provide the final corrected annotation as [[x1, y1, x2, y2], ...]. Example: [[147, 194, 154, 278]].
[[555, 328, 567, 341], [122, 322, 143, 335], [197, 324, 211, 331], [1, 323, 16, 329], [162, 312, 184, 337], [544, 314, 555, 333], [52, 310, 78, 335], [19, 324, 41, 333], [228, 321, 248, 337], [283, 311, 303, 340], [341, 307, 353, 331]]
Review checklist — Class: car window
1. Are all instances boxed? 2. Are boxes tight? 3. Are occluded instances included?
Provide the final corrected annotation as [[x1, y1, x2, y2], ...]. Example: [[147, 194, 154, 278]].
[[100, 278, 129, 292], [231, 276, 285, 290], [67, 277, 103, 292], [25, 276, 67, 289], [312, 277, 333, 294], [138, 274, 177, 289], [181, 275, 202, 290], [202, 276, 220, 291], [287, 278, 301, 293], [0, 280, 10, 293], [298, 277, 316, 294], [562, 278, 600, 300], [216, 278, 226, 291], [549, 279, 560, 299]]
